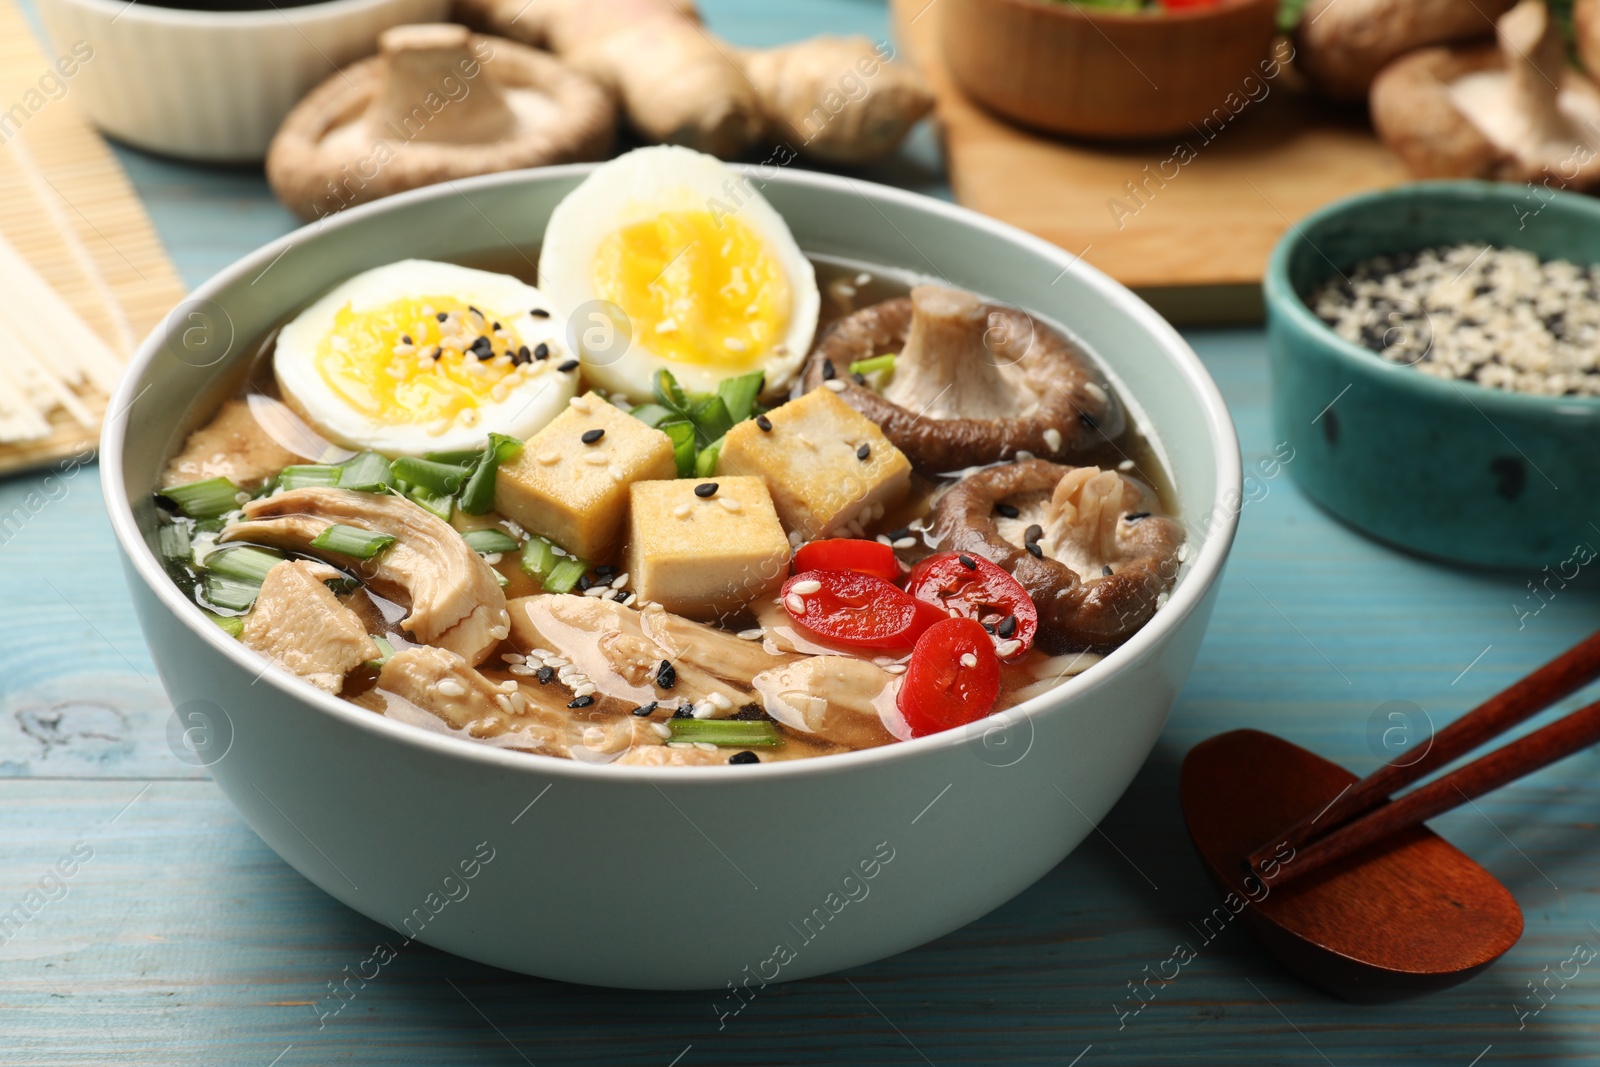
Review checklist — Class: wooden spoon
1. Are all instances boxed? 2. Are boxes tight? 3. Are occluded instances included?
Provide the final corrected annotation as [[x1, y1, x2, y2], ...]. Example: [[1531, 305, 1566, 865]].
[[1180, 729, 1523, 1003]]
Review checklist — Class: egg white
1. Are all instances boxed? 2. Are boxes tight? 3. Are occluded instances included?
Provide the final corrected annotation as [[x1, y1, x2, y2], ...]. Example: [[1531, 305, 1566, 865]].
[[275, 260, 577, 456], [538, 146, 820, 400]]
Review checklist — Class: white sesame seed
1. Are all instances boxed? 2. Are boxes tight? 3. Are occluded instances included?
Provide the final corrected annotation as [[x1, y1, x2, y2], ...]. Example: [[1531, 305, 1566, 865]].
[[893, 536, 916, 550], [495, 694, 514, 714], [884, 663, 907, 674], [1118, 459, 1135, 471], [652, 722, 672, 739], [611, 572, 629, 588], [1015, 450, 1034, 461], [538, 452, 560, 465], [501, 652, 525, 664], [1044, 428, 1063, 452], [508, 663, 535, 676], [609, 465, 625, 481], [1084, 382, 1108, 405], [569, 396, 592, 413], [737, 627, 764, 640], [674, 503, 693, 519], [708, 692, 733, 710], [791, 578, 822, 595], [824, 379, 846, 391], [583, 585, 609, 597], [574, 682, 598, 697], [995, 639, 1022, 657], [720, 497, 742, 513], [959, 653, 978, 668], [583, 452, 608, 466], [695, 741, 720, 752], [692, 702, 716, 720], [499, 680, 517, 693], [437, 679, 466, 697], [785, 592, 807, 614]]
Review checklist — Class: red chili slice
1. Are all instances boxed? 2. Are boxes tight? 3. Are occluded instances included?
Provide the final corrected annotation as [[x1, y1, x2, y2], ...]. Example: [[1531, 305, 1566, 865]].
[[793, 538, 899, 582], [781, 569, 941, 650], [905, 552, 1038, 660], [897, 617, 1001, 737]]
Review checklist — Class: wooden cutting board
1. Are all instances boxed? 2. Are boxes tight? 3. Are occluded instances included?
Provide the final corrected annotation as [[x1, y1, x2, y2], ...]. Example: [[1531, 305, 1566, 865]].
[[0, 0, 186, 476], [889, 0, 1408, 323]]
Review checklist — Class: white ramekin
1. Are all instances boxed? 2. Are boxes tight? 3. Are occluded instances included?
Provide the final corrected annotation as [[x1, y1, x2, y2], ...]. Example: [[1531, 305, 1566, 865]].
[[35, 0, 447, 162]]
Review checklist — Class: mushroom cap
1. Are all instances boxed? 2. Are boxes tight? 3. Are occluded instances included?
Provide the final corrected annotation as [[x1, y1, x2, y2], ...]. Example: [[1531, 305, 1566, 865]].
[[1371, 3, 1600, 188], [1296, 0, 1513, 102], [927, 459, 1183, 653], [267, 24, 616, 221], [800, 286, 1122, 476]]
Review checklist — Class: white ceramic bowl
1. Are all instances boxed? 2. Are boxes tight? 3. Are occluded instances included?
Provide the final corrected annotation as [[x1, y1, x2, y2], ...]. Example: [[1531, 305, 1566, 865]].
[[36, 0, 447, 162], [102, 166, 1241, 989]]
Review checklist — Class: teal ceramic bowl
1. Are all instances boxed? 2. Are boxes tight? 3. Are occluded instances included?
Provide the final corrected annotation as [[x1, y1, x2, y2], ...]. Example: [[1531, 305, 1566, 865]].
[[1265, 180, 1600, 570]]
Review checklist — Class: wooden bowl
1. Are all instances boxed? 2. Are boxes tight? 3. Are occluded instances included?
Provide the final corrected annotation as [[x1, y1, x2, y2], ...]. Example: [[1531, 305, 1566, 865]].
[[939, 0, 1282, 141]]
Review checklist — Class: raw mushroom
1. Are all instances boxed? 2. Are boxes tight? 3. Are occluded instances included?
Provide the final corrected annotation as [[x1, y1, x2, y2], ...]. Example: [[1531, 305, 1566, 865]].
[[1296, 0, 1514, 102], [1370, 0, 1600, 187], [927, 459, 1184, 653], [220, 487, 510, 666], [801, 284, 1122, 475], [266, 24, 615, 220]]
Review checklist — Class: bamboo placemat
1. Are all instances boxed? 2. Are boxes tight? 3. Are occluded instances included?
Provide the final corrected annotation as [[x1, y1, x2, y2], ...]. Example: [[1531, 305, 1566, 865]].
[[0, 0, 187, 476]]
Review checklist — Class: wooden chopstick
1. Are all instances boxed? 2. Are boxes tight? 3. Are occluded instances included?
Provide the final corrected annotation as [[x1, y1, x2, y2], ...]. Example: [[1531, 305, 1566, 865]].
[[1261, 692, 1600, 886], [1244, 629, 1600, 878]]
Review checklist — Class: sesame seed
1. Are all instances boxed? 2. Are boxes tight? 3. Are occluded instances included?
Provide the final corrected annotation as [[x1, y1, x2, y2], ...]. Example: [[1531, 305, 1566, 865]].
[[536, 666, 555, 684], [997, 614, 1017, 638], [884, 663, 907, 675], [583, 453, 608, 466], [791, 578, 822, 594], [737, 627, 764, 640], [652, 722, 672, 738], [708, 692, 733, 710], [1125, 512, 1150, 522], [436, 678, 466, 697], [568, 695, 595, 708], [436, 311, 449, 322], [785, 592, 807, 614], [672, 705, 693, 719], [673, 503, 692, 519], [609, 465, 625, 482], [400, 334, 412, 345], [692, 702, 716, 720], [720, 497, 741, 513], [996, 503, 1020, 519], [1024, 523, 1043, 543], [1044, 428, 1063, 452], [656, 660, 676, 689], [756, 414, 772, 431], [995, 639, 1022, 657], [694, 482, 718, 498], [508, 663, 534, 676], [821, 360, 836, 380], [538, 451, 560, 465], [893, 536, 916, 550], [1102, 565, 1114, 576], [581, 428, 605, 444], [558, 359, 578, 372], [1015, 450, 1035, 461], [1026, 543, 1044, 558], [728, 751, 759, 765], [824, 380, 846, 392], [960, 653, 978, 668], [856, 443, 871, 461], [958, 554, 977, 570], [569, 395, 592, 413], [530, 307, 549, 318], [1079, 411, 1099, 430], [633, 701, 659, 717]]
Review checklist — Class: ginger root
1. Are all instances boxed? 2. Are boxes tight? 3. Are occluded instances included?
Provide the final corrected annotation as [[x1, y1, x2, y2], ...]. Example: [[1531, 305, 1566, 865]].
[[452, 0, 931, 162]]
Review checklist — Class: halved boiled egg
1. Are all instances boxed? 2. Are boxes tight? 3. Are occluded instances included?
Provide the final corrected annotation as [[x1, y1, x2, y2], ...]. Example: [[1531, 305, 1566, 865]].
[[538, 146, 820, 399], [274, 259, 577, 456]]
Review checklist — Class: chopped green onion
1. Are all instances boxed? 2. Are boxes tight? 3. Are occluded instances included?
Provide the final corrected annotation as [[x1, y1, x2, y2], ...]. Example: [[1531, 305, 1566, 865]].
[[689, 394, 733, 444], [367, 635, 395, 669], [206, 545, 284, 584], [667, 719, 782, 747], [157, 523, 191, 561], [849, 353, 896, 377], [542, 557, 588, 594], [716, 370, 765, 424], [694, 440, 720, 479], [338, 451, 392, 492], [205, 610, 244, 638], [278, 464, 342, 490], [520, 534, 558, 580], [653, 368, 694, 419], [424, 448, 483, 466], [161, 477, 241, 520], [391, 457, 471, 496], [628, 402, 674, 428], [494, 571, 510, 588], [458, 432, 523, 516], [322, 574, 360, 596], [310, 523, 396, 560], [463, 528, 520, 554], [407, 486, 453, 522], [203, 574, 260, 612], [662, 420, 697, 477]]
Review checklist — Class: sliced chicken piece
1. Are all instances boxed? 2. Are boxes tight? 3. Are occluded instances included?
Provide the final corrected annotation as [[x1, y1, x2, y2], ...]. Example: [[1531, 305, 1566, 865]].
[[241, 560, 380, 693], [507, 594, 800, 714], [222, 488, 509, 666], [377, 645, 667, 762], [614, 744, 736, 767], [751, 656, 899, 748], [163, 398, 311, 491]]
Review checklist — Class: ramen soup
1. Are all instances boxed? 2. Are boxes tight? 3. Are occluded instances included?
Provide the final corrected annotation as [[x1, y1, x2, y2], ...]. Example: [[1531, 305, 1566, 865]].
[[152, 147, 1185, 767]]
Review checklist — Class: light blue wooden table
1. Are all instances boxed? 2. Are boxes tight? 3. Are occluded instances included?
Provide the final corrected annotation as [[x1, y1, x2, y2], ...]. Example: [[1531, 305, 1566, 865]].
[[5, 1, 1600, 1063]]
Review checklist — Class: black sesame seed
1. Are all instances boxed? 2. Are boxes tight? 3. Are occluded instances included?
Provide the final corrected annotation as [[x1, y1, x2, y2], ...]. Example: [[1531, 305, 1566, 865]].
[[557, 359, 579, 372], [436, 311, 449, 322], [856, 443, 871, 461], [530, 308, 549, 318], [852, 372, 867, 386], [491, 321, 502, 332], [536, 666, 555, 684], [430, 347, 441, 361], [1125, 512, 1150, 522], [1026, 542, 1044, 559], [1102, 565, 1114, 576], [1024, 523, 1043, 543], [982, 622, 996, 634], [568, 695, 595, 709], [756, 414, 772, 432], [888, 527, 911, 541], [401, 334, 412, 345], [534, 342, 550, 360], [996, 503, 1020, 519], [672, 705, 693, 719], [632, 701, 659, 717], [594, 564, 618, 577], [613, 590, 629, 602], [1079, 411, 1100, 430], [694, 482, 718, 498], [656, 660, 677, 689], [821, 360, 836, 380], [514, 345, 531, 365], [581, 428, 605, 444], [576, 575, 592, 591], [957, 553, 978, 570], [997, 614, 1017, 638], [728, 750, 760, 765], [470, 335, 494, 360]]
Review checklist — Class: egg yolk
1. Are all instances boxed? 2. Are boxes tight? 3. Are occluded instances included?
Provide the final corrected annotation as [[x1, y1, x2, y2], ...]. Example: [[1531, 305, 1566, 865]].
[[314, 297, 522, 424], [591, 211, 790, 369]]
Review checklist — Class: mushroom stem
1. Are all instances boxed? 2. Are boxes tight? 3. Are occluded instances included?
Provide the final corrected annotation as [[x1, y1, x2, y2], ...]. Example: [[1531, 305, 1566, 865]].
[[366, 24, 515, 145], [1500, 0, 1573, 146], [881, 284, 1022, 421]]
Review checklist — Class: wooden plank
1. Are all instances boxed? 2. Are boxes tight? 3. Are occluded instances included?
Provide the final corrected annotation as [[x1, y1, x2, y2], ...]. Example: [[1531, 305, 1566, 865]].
[[889, 0, 1409, 320]]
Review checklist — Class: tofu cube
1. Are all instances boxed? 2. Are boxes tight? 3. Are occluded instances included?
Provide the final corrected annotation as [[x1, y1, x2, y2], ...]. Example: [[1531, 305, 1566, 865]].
[[717, 388, 910, 539], [625, 476, 790, 620], [495, 392, 675, 560]]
